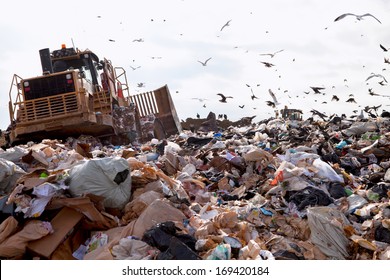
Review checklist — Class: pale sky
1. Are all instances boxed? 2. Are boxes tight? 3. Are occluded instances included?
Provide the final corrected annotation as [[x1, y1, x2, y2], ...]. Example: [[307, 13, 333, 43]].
[[1, 0, 390, 130]]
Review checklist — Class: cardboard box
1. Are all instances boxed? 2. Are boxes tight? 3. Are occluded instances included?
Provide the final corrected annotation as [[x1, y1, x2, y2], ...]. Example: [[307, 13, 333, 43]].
[[27, 207, 84, 259]]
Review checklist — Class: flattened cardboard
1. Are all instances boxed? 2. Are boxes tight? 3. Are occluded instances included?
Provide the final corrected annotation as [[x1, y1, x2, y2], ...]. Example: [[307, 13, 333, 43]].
[[27, 207, 83, 259]]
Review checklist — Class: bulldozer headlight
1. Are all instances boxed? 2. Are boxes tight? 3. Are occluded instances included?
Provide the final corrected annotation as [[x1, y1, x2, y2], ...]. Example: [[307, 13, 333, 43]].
[[66, 73, 73, 84], [23, 81, 29, 87]]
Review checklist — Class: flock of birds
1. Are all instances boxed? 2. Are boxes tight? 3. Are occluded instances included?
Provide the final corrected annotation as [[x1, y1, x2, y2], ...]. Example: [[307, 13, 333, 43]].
[[100, 11, 389, 121], [201, 12, 389, 119]]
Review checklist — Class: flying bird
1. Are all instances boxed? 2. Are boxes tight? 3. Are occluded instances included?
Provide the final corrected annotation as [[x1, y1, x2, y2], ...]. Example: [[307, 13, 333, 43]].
[[331, 95, 340, 101], [368, 88, 380, 96], [310, 86, 326, 94], [384, 58, 390, 64], [259, 49, 284, 58], [246, 83, 260, 88], [239, 105, 245, 108], [310, 109, 328, 121], [192, 98, 209, 102], [132, 38, 144, 42], [217, 93, 233, 103], [346, 97, 357, 103], [220, 20, 232, 31], [198, 57, 212, 66], [268, 89, 279, 105], [247, 88, 259, 100], [366, 73, 388, 83], [265, 101, 276, 108], [196, 113, 200, 119], [334, 13, 381, 24], [380, 44, 389, 52], [109, 39, 116, 42], [260, 61, 275, 68], [130, 65, 141, 70]]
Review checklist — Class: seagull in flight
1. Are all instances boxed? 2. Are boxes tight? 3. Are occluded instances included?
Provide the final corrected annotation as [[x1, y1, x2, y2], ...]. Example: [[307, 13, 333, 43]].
[[310, 86, 326, 94], [334, 13, 381, 24], [220, 20, 232, 31], [250, 91, 259, 100], [366, 73, 388, 83], [198, 57, 212, 66], [380, 44, 389, 52], [217, 93, 233, 103], [310, 109, 328, 121], [130, 65, 141, 70], [346, 97, 357, 103], [260, 61, 275, 68], [368, 88, 380, 96], [192, 97, 209, 102], [268, 89, 280, 105], [265, 101, 276, 108], [259, 49, 284, 58]]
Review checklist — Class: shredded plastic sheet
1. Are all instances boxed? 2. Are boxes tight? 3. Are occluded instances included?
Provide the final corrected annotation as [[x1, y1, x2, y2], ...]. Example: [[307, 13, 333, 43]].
[[307, 207, 350, 259]]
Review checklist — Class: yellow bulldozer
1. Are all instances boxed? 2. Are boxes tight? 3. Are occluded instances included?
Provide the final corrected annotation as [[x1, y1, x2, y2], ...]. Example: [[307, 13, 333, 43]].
[[5, 44, 181, 146]]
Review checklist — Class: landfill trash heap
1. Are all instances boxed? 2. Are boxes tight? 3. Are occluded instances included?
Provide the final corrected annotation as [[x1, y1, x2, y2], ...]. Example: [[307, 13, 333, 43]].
[[0, 113, 390, 260]]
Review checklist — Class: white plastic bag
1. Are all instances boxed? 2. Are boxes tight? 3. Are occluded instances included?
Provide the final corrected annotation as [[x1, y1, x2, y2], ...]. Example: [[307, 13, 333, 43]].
[[312, 158, 344, 183], [0, 158, 26, 195], [68, 157, 131, 209]]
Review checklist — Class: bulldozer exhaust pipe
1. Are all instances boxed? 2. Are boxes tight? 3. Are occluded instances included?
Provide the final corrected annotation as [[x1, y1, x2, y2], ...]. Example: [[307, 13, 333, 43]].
[[39, 48, 53, 74]]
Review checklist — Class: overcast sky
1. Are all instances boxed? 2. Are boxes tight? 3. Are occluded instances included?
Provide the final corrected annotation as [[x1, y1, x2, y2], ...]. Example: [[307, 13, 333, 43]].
[[1, 0, 390, 130]]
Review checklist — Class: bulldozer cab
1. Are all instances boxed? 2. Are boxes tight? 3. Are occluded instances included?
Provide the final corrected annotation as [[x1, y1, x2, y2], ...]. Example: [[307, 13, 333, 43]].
[[6, 45, 181, 146]]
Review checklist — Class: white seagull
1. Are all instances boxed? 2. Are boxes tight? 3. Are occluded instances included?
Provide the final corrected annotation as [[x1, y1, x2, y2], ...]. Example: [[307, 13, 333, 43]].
[[268, 89, 280, 105], [130, 65, 141, 70], [334, 13, 381, 24], [259, 49, 284, 58], [198, 57, 212, 66], [192, 98, 209, 102]]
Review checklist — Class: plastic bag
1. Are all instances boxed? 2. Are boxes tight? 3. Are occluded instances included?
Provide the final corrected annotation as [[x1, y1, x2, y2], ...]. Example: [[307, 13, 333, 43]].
[[342, 121, 378, 137], [0, 146, 28, 163], [68, 157, 131, 209], [307, 207, 350, 259], [312, 158, 344, 183], [0, 158, 27, 195], [207, 244, 231, 260]]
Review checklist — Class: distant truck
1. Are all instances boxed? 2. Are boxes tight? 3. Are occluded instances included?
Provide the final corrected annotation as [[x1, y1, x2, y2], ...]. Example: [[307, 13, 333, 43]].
[[278, 106, 303, 121], [6, 44, 181, 146]]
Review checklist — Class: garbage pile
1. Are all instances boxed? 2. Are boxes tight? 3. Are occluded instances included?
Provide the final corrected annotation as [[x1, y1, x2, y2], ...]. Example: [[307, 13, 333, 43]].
[[1, 113, 390, 260]]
